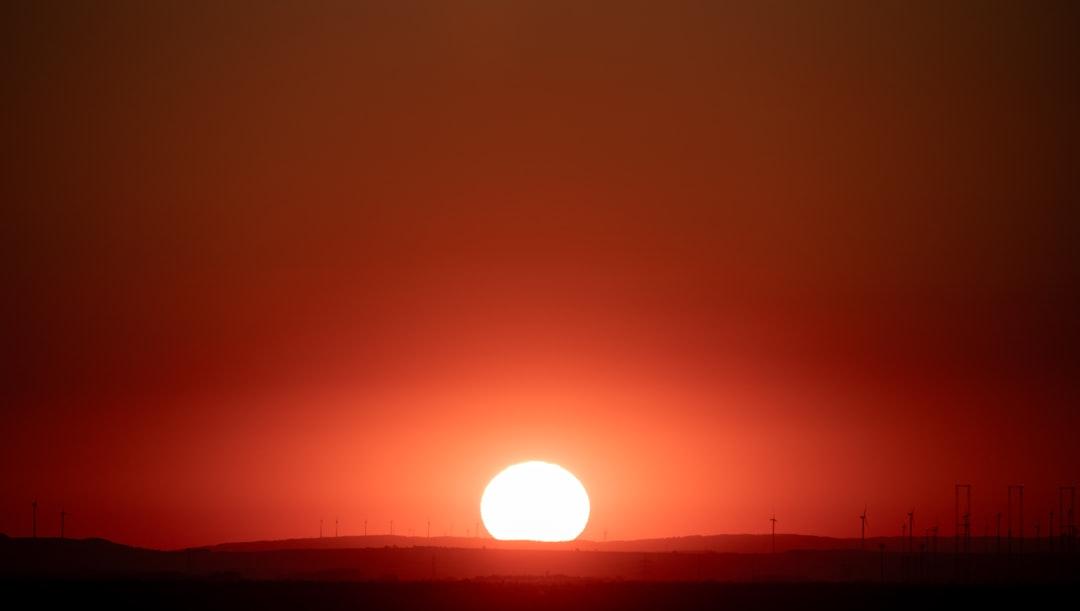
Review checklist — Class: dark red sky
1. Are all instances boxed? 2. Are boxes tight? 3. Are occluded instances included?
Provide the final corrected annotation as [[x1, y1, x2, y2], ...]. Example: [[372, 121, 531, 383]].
[[2, 1, 1078, 549]]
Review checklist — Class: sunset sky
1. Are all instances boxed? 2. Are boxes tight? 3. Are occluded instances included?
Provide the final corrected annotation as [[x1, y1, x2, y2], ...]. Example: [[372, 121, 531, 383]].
[[3, 1, 1078, 549]]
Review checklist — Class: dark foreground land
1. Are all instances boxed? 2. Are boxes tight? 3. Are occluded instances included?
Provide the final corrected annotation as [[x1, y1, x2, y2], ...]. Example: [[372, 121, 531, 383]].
[[4, 535, 1079, 582], [2, 579, 1075, 611], [3, 536, 1078, 609]]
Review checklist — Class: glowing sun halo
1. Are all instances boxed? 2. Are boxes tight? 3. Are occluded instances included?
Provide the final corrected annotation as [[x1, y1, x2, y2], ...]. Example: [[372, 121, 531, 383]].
[[480, 461, 590, 542]]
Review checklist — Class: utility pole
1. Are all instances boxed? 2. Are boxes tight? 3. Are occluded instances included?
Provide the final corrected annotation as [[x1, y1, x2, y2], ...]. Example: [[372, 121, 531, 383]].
[[60, 508, 67, 539], [335, 517, 339, 538], [320, 518, 323, 539], [32, 501, 37, 539]]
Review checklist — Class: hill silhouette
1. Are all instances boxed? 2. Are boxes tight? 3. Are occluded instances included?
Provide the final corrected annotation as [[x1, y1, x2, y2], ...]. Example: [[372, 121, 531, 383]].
[[3, 533, 1076, 583], [202, 533, 919, 553]]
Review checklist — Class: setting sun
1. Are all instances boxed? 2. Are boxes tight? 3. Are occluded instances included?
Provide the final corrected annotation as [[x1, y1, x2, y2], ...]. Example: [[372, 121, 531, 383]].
[[480, 461, 590, 542]]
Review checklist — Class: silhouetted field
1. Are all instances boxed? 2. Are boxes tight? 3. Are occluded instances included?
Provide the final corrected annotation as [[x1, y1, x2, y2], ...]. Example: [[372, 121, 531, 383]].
[[3, 535, 1078, 583], [4, 536, 1078, 609], [1, 579, 1075, 611]]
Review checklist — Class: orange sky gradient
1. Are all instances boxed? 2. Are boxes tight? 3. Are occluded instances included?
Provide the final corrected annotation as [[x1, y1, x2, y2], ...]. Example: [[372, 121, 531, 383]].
[[2, 1, 1078, 549]]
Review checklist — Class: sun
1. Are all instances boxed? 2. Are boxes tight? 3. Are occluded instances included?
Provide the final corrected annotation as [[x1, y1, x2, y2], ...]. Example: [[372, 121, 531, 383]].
[[480, 461, 590, 542]]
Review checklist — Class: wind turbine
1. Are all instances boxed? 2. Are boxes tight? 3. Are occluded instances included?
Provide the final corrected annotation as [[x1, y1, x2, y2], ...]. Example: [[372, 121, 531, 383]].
[[955, 483, 972, 553], [1049, 511, 1055, 551], [769, 514, 778, 554], [906, 509, 915, 553], [860, 506, 869, 550], [996, 512, 1002, 553], [60, 508, 69, 539]]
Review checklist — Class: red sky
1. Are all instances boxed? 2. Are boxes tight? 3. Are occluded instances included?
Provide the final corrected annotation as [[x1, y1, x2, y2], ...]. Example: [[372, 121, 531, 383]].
[[2, 1, 1078, 549]]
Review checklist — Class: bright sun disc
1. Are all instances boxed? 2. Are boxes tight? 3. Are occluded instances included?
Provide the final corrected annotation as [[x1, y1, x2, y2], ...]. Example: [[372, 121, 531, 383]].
[[480, 461, 590, 542]]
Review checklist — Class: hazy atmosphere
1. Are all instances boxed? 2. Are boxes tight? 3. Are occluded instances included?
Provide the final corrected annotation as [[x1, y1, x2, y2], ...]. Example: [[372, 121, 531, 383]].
[[3, 1, 1078, 550]]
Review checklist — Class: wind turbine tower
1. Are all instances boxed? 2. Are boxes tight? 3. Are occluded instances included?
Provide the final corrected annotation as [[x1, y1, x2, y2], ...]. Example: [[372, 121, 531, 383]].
[[995, 512, 1002, 553], [955, 484, 971, 553], [769, 514, 777, 553], [860, 506, 869, 550], [906, 509, 914, 553], [1048, 511, 1055, 551], [1061, 486, 1076, 548], [1007, 485, 1024, 553]]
